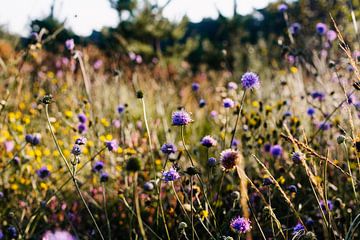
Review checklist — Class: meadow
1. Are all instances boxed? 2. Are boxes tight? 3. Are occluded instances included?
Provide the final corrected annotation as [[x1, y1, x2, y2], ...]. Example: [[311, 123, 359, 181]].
[[0, 2, 360, 240]]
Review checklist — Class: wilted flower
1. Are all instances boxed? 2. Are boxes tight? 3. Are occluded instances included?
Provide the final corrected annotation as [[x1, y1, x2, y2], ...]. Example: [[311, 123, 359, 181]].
[[161, 143, 177, 154], [316, 23, 327, 35], [200, 135, 217, 148], [105, 140, 118, 152], [241, 72, 260, 90], [163, 167, 181, 182], [65, 39, 75, 51], [37, 166, 51, 179], [230, 216, 251, 234], [223, 98, 235, 108], [172, 110, 192, 126], [220, 149, 239, 170]]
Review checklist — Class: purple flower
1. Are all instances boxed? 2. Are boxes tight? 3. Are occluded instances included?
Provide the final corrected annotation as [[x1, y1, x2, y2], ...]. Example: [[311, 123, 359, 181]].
[[143, 182, 154, 191], [172, 110, 192, 126], [105, 140, 118, 152], [223, 98, 235, 108], [78, 123, 87, 134], [5, 141, 14, 152], [37, 166, 51, 179], [199, 99, 206, 108], [25, 134, 41, 146], [316, 23, 327, 35], [71, 145, 82, 156], [78, 113, 87, 123], [270, 145, 282, 157], [42, 230, 75, 240], [65, 39, 75, 51], [75, 137, 87, 145], [93, 59, 103, 70], [208, 157, 217, 167], [311, 91, 325, 101], [307, 107, 315, 116], [241, 72, 260, 90], [327, 30, 337, 42], [290, 22, 301, 35], [228, 81, 238, 90], [264, 143, 271, 152], [100, 172, 109, 182], [291, 152, 301, 164], [210, 110, 218, 118], [93, 161, 104, 172], [191, 82, 200, 91], [117, 104, 125, 114], [277, 3, 288, 12], [230, 216, 251, 234], [287, 185, 297, 193], [320, 200, 333, 212], [200, 135, 217, 148], [220, 149, 239, 170], [293, 223, 305, 234], [318, 121, 331, 131], [7, 226, 17, 239], [162, 167, 181, 182], [160, 143, 177, 154]]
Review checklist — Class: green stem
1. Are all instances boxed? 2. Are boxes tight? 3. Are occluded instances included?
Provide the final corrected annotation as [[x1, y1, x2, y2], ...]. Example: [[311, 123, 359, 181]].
[[134, 172, 147, 240], [229, 90, 246, 148]]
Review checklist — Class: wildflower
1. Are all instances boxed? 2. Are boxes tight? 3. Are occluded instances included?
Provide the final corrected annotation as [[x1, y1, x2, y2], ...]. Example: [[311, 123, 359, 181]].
[[25, 134, 41, 146], [305, 218, 315, 227], [210, 110, 218, 118], [291, 152, 301, 164], [117, 104, 125, 114], [7, 226, 17, 239], [37, 166, 51, 179], [200, 135, 217, 148], [78, 113, 87, 123], [270, 145, 282, 157], [263, 177, 273, 186], [100, 172, 109, 182], [230, 216, 251, 234], [228, 81, 238, 90], [199, 99, 206, 108], [78, 123, 87, 134], [93, 59, 103, 70], [71, 145, 82, 156], [311, 91, 325, 101], [42, 230, 75, 240], [105, 140, 118, 152], [75, 137, 87, 145], [192, 82, 200, 91], [172, 110, 192, 126], [241, 72, 260, 90], [223, 98, 234, 108], [231, 139, 239, 148], [93, 161, 104, 172], [220, 149, 239, 170], [143, 182, 154, 191], [65, 39, 75, 51], [160, 143, 177, 154], [287, 185, 298, 193], [318, 121, 331, 131], [264, 143, 271, 152], [208, 157, 217, 167], [327, 30, 337, 42], [125, 157, 141, 172], [163, 167, 181, 182], [283, 111, 292, 117], [277, 3, 288, 12], [320, 200, 333, 212], [293, 223, 305, 234], [316, 23, 327, 35], [289, 22, 301, 35], [307, 107, 315, 116]]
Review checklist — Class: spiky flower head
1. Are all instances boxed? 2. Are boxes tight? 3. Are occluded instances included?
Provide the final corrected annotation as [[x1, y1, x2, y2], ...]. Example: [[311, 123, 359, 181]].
[[241, 72, 260, 90], [230, 216, 251, 234], [172, 110, 192, 126], [161, 143, 177, 154], [163, 167, 181, 182], [220, 149, 239, 170], [105, 140, 118, 152], [36, 166, 51, 179], [200, 135, 217, 148], [316, 23, 327, 35], [223, 98, 235, 108]]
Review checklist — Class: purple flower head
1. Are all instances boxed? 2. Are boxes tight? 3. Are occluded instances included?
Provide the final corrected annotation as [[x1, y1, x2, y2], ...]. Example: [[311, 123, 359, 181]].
[[318, 121, 331, 131], [223, 98, 235, 108], [287, 185, 298, 193], [327, 30, 337, 42], [143, 181, 154, 191], [78, 113, 87, 123], [37, 166, 51, 179], [25, 134, 33, 144], [231, 139, 239, 148], [311, 91, 325, 101], [208, 157, 217, 167], [7, 226, 17, 239], [71, 145, 82, 156], [162, 167, 181, 182], [93, 59, 103, 70], [307, 107, 315, 116], [160, 143, 177, 154], [270, 145, 282, 157], [65, 39, 75, 51], [117, 104, 125, 114], [25, 134, 41, 146], [293, 223, 305, 235], [172, 110, 192, 126], [290, 22, 301, 35], [75, 137, 87, 145], [316, 23, 328, 35], [220, 149, 239, 170], [42, 230, 75, 240], [105, 140, 118, 152], [199, 99, 206, 108], [5, 141, 14, 152], [291, 152, 301, 164], [263, 177, 274, 186], [230, 216, 251, 234], [78, 123, 87, 134], [264, 143, 271, 152], [100, 172, 109, 182], [192, 82, 200, 91], [210, 110, 218, 118], [135, 55, 142, 64], [93, 161, 104, 172], [320, 200, 333, 212], [228, 81, 238, 90], [277, 3, 288, 12], [241, 72, 260, 90], [200, 135, 217, 148]]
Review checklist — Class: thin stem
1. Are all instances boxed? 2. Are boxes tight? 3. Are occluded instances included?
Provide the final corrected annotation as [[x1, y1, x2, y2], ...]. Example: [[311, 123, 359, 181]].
[[134, 172, 147, 240], [229, 91, 246, 148], [190, 176, 194, 240], [181, 126, 194, 166], [102, 183, 112, 240]]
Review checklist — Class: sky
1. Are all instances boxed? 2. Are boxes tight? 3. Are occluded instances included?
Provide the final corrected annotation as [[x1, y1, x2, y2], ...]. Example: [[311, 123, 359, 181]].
[[0, 0, 275, 36]]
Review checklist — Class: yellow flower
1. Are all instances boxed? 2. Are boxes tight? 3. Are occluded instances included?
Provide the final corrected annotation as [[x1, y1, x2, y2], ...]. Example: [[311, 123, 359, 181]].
[[22, 115, 31, 125], [106, 134, 113, 140], [11, 183, 19, 191], [290, 66, 298, 74], [200, 210, 209, 220], [155, 159, 162, 166], [40, 182, 48, 191], [252, 101, 260, 108], [101, 118, 110, 127], [277, 176, 285, 184], [64, 111, 73, 118], [117, 147, 123, 154]]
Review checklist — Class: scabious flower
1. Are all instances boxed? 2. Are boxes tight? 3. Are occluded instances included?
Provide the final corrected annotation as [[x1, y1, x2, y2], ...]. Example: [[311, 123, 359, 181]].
[[75, 137, 87, 145], [293, 223, 305, 235], [220, 149, 239, 170], [25, 134, 41, 146], [223, 98, 234, 108], [37, 166, 51, 179], [200, 135, 217, 148], [316, 23, 327, 35], [42, 230, 75, 240], [210, 110, 218, 118], [160, 143, 177, 154], [78, 123, 87, 134], [311, 91, 325, 101], [93, 59, 103, 70], [291, 152, 301, 164], [318, 121, 331, 131], [7, 226, 17, 239], [228, 81, 238, 90], [327, 30, 337, 42], [192, 82, 200, 91], [208, 157, 217, 167], [277, 3, 288, 12], [65, 39, 75, 51], [307, 107, 315, 116], [241, 72, 260, 90], [78, 113, 87, 123], [117, 104, 125, 114], [270, 145, 282, 157], [100, 172, 109, 182], [263, 177, 274, 186], [163, 167, 181, 182], [199, 99, 206, 108], [71, 145, 82, 156], [93, 161, 104, 172], [105, 140, 118, 152], [172, 110, 192, 126], [230, 216, 251, 234], [143, 182, 154, 191], [289, 22, 301, 35]]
